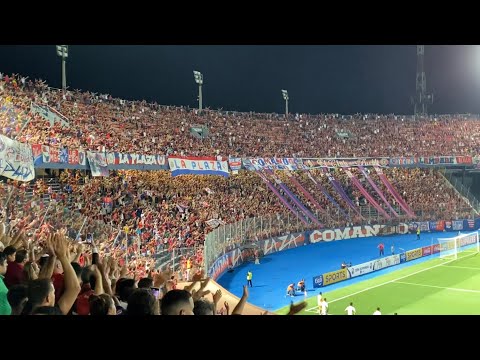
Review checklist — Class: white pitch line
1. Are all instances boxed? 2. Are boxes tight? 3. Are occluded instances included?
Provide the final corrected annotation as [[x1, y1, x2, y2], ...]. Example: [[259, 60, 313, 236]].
[[441, 265, 480, 270], [305, 251, 477, 313], [393, 281, 480, 293]]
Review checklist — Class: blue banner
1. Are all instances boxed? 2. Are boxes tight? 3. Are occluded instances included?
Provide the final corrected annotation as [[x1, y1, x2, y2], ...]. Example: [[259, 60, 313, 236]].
[[228, 157, 242, 171], [452, 220, 464, 231], [464, 219, 476, 230], [419, 222, 429, 231], [59, 147, 69, 163], [313, 275, 324, 288], [242, 157, 306, 171], [389, 156, 473, 167], [31, 144, 88, 170]]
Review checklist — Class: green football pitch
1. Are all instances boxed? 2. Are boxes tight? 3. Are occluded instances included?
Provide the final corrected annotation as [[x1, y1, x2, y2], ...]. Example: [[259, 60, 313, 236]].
[[275, 249, 480, 315]]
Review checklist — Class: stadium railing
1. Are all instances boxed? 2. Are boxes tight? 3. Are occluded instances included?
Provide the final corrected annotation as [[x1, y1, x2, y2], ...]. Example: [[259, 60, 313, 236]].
[[204, 205, 477, 273]]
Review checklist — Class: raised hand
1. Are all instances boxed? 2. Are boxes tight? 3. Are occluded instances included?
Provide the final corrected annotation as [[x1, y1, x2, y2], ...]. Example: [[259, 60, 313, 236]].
[[287, 301, 307, 315], [184, 280, 199, 294], [21, 235, 29, 251], [108, 257, 117, 276], [162, 266, 173, 281], [53, 231, 70, 259], [192, 269, 205, 282], [45, 233, 55, 256], [0, 222, 10, 245], [77, 243, 85, 255], [10, 226, 26, 247], [191, 288, 210, 302], [102, 256, 111, 274], [242, 285, 249, 299], [91, 264, 103, 279], [212, 289, 222, 305], [198, 278, 210, 291], [120, 264, 128, 278]]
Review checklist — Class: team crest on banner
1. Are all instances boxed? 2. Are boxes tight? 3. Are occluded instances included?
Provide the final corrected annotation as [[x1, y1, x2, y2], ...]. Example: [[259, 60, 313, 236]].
[[42, 145, 50, 163], [78, 151, 86, 166], [59, 147, 69, 163], [32, 144, 43, 166], [445, 221, 452, 231]]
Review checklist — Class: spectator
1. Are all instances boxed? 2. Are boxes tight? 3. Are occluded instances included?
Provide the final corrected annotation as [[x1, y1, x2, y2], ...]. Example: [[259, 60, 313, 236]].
[[7, 284, 28, 315], [0, 252, 11, 315], [160, 289, 194, 315], [193, 298, 215, 315], [115, 278, 136, 311], [137, 277, 153, 289], [4, 249, 28, 288], [89, 293, 117, 315], [22, 278, 55, 315], [126, 288, 157, 315], [23, 261, 39, 282]]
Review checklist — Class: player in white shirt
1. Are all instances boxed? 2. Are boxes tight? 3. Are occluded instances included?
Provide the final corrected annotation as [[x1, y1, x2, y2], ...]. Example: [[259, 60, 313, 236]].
[[373, 307, 381, 315], [320, 298, 329, 315], [345, 302, 356, 315], [317, 292, 323, 314]]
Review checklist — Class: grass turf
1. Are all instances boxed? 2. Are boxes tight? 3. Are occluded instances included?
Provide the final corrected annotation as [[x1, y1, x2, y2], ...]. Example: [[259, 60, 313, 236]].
[[275, 250, 480, 315]]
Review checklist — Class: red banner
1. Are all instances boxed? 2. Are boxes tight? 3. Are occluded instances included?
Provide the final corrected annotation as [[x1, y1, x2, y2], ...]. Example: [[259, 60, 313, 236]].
[[422, 245, 432, 257], [50, 147, 60, 163], [431, 244, 441, 254], [69, 150, 79, 164], [436, 220, 445, 231]]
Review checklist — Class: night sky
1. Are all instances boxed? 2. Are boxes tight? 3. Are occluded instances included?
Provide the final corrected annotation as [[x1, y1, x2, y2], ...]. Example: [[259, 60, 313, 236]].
[[0, 45, 478, 115]]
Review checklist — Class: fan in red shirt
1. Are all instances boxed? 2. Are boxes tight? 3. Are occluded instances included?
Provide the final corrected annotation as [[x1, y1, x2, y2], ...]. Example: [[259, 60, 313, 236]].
[[377, 242, 385, 257], [4, 248, 27, 288]]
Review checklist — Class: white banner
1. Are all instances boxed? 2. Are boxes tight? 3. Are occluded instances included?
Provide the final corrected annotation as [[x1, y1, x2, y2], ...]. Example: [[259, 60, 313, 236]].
[[0, 135, 34, 181], [206, 218, 226, 229], [168, 156, 229, 177], [86, 151, 109, 177], [459, 233, 478, 247], [372, 254, 400, 271], [347, 261, 375, 278], [310, 223, 409, 243]]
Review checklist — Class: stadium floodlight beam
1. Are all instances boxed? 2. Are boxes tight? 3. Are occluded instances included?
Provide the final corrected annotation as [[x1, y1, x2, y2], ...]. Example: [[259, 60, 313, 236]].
[[193, 70, 203, 112], [56, 45, 68, 91], [281, 89, 289, 118]]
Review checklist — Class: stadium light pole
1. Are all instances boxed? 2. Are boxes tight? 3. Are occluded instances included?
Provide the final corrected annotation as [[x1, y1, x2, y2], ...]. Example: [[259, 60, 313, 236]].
[[56, 45, 68, 91], [193, 70, 203, 112], [282, 89, 289, 118]]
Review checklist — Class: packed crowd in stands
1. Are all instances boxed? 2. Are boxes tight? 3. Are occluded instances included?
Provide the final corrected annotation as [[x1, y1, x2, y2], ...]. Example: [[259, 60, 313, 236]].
[[0, 224, 297, 315], [0, 72, 477, 315], [1, 72, 480, 158], [0, 167, 473, 274]]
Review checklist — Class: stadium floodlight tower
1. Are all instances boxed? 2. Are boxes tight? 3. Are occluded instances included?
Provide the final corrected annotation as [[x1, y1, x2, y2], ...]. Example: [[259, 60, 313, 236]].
[[193, 70, 203, 112], [56, 45, 69, 91], [412, 45, 433, 118], [281, 89, 289, 118]]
